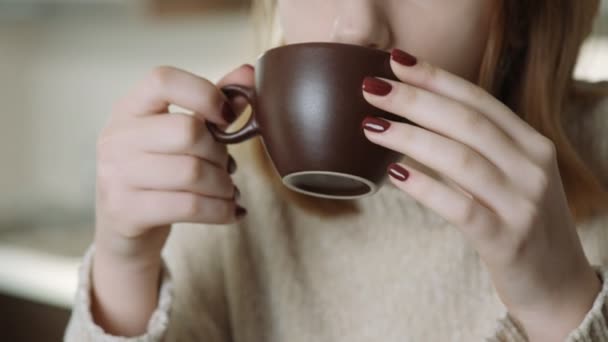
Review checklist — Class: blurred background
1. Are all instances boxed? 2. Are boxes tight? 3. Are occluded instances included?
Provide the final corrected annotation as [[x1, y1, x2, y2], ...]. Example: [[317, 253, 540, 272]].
[[0, 0, 253, 340], [0, 1, 606, 340]]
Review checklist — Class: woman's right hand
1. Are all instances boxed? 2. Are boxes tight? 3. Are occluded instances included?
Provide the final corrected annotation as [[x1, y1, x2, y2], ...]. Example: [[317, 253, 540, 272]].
[[95, 64, 253, 262], [90, 64, 254, 336]]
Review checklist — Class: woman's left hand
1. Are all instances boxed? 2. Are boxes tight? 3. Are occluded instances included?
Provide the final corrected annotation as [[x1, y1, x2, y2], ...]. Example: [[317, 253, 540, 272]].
[[361, 49, 602, 341]]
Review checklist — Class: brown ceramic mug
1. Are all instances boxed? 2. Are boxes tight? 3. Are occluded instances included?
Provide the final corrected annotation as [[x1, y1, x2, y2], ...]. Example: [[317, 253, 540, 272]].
[[206, 42, 418, 200]]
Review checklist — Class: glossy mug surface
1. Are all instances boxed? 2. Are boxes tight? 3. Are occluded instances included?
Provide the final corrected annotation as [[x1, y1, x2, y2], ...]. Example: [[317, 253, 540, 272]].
[[207, 42, 419, 200]]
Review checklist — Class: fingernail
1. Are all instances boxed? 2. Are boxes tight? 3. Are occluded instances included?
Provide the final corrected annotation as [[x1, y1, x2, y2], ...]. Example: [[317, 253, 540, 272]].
[[242, 63, 255, 71], [388, 163, 410, 182], [362, 77, 393, 96], [222, 102, 237, 123], [227, 154, 237, 174], [391, 48, 418, 67], [235, 205, 248, 218], [233, 185, 241, 200], [362, 116, 391, 133]]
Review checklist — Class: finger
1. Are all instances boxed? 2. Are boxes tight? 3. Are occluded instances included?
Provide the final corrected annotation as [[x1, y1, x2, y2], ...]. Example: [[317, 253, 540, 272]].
[[388, 49, 550, 162], [122, 154, 237, 200], [386, 162, 500, 245], [114, 66, 235, 126], [362, 117, 520, 215], [127, 190, 244, 229], [111, 113, 230, 169], [362, 77, 532, 182], [217, 63, 255, 87], [215, 64, 256, 129]]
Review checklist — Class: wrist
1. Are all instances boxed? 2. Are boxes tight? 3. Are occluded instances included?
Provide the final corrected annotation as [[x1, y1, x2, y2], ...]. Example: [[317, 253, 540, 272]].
[[510, 265, 602, 341], [94, 242, 163, 274], [91, 239, 164, 337], [93, 222, 169, 267]]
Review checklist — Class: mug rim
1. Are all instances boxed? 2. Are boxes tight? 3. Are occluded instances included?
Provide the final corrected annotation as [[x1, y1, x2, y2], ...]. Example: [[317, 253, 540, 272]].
[[282, 170, 380, 200], [255, 41, 390, 61]]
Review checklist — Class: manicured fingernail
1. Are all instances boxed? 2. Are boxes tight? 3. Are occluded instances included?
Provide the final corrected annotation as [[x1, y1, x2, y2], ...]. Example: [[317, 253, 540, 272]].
[[235, 205, 248, 218], [233, 185, 241, 200], [227, 154, 237, 174], [362, 116, 391, 133], [222, 102, 237, 123], [362, 77, 393, 96], [388, 163, 410, 182], [391, 48, 418, 66]]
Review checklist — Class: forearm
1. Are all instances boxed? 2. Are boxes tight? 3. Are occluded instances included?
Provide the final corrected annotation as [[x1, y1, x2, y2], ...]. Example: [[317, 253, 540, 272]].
[[91, 246, 163, 337], [513, 268, 603, 342]]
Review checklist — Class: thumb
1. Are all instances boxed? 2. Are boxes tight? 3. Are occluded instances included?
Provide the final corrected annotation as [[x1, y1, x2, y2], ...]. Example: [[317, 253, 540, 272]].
[[216, 64, 255, 116]]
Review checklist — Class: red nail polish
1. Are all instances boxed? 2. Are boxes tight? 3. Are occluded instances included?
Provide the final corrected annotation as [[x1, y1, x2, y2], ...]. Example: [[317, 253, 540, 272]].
[[391, 48, 418, 67], [236, 205, 248, 218], [362, 77, 393, 96], [362, 116, 391, 133], [227, 154, 237, 174], [222, 102, 237, 123], [388, 163, 410, 182]]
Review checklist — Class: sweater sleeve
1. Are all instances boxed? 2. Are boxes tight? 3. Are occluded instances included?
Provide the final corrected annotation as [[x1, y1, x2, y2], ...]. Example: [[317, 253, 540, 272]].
[[64, 223, 233, 342], [488, 265, 608, 342], [63, 245, 173, 341]]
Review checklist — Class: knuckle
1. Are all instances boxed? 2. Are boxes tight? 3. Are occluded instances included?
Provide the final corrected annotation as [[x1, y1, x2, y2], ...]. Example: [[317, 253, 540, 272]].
[[457, 198, 479, 226], [404, 170, 428, 199], [461, 109, 488, 133], [464, 82, 488, 102], [453, 148, 478, 173], [537, 136, 557, 164], [178, 157, 203, 185], [209, 200, 234, 222], [218, 172, 235, 194], [400, 122, 419, 143], [476, 163, 504, 190], [218, 201, 236, 222], [120, 227, 144, 239], [506, 235, 528, 262], [419, 61, 439, 86], [456, 199, 497, 237], [527, 164, 550, 200], [147, 65, 176, 91], [511, 199, 539, 229], [171, 115, 201, 149], [178, 195, 234, 223], [509, 225, 535, 260], [397, 84, 419, 105], [180, 193, 203, 218]]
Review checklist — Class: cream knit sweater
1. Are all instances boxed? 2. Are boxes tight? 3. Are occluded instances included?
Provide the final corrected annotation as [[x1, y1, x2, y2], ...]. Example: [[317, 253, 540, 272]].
[[65, 93, 608, 341]]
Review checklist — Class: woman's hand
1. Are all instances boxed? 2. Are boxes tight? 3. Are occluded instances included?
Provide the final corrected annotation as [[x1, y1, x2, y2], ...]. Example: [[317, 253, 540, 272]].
[[361, 49, 602, 341], [96, 65, 250, 261], [92, 64, 253, 336]]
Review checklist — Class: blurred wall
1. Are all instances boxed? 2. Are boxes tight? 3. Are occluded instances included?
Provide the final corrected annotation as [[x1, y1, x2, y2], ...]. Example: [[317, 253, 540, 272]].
[[0, 4, 255, 228]]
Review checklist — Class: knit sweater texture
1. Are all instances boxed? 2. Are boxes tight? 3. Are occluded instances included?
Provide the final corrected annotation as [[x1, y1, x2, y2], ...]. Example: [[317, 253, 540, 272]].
[[65, 88, 608, 341]]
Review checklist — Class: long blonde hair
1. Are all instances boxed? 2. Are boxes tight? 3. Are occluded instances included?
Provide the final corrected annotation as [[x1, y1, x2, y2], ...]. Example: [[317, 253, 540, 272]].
[[245, 0, 608, 225]]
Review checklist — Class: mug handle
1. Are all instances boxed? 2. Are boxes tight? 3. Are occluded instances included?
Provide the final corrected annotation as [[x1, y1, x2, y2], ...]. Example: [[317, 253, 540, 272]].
[[206, 84, 260, 144]]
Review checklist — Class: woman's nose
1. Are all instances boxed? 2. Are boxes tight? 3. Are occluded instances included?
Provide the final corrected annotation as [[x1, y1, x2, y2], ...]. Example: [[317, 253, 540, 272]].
[[329, 0, 391, 50]]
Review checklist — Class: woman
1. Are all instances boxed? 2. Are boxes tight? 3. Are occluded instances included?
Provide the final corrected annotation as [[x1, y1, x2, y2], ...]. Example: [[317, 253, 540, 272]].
[[66, 0, 608, 340]]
